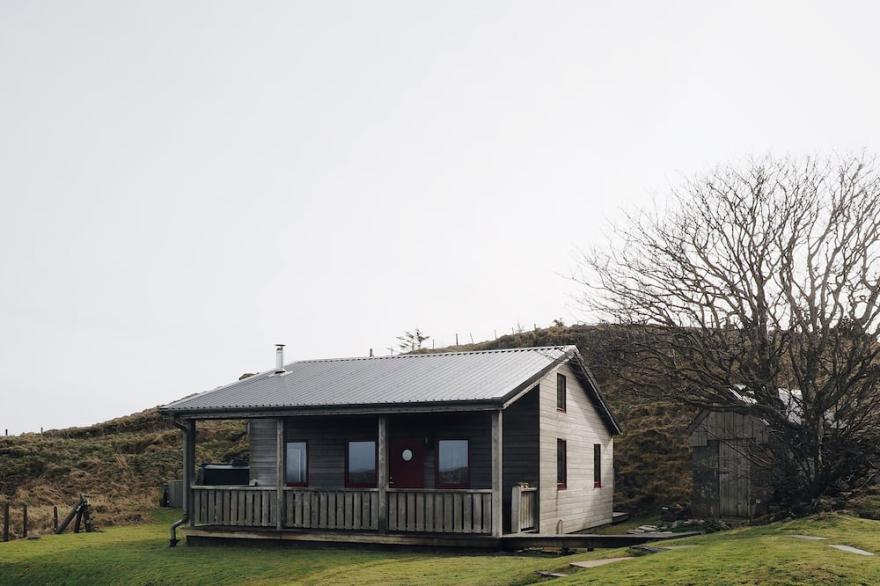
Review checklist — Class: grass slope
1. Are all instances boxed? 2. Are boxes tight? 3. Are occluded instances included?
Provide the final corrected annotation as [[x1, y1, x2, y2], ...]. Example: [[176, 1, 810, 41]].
[[1, 511, 877, 585], [0, 410, 247, 535]]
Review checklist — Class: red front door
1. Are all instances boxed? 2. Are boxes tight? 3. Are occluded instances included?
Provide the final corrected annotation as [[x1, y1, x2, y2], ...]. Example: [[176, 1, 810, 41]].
[[389, 438, 424, 488]]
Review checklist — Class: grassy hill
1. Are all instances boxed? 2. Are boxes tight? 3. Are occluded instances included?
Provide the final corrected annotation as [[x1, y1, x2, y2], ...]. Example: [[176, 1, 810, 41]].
[[1, 510, 878, 585], [0, 410, 247, 536], [0, 323, 693, 537]]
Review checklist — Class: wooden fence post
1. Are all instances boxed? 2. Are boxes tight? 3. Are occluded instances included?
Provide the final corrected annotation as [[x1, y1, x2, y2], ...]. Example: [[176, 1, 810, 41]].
[[53, 506, 59, 533], [2, 503, 9, 542], [22, 505, 28, 538]]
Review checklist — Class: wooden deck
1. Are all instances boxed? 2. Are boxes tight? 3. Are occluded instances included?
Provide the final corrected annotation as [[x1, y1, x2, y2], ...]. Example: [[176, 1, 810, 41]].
[[183, 525, 699, 550]]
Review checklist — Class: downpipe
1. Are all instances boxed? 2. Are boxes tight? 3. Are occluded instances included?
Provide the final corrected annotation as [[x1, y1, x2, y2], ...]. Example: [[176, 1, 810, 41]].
[[169, 514, 187, 548], [169, 418, 189, 547]]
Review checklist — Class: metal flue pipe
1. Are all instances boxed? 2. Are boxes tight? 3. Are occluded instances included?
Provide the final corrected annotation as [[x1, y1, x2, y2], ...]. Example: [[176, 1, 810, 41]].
[[275, 344, 285, 374]]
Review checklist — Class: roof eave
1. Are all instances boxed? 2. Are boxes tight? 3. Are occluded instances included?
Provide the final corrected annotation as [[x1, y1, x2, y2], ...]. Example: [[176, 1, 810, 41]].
[[159, 398, 505, 419]]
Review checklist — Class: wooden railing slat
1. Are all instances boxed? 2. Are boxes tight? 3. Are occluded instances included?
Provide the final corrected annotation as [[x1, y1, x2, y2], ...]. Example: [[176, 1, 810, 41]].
[[192, 487, 493, 534]]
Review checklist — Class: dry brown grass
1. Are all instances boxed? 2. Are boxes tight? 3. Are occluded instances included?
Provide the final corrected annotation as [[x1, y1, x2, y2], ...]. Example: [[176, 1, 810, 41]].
[[0, 408, 246, 538]]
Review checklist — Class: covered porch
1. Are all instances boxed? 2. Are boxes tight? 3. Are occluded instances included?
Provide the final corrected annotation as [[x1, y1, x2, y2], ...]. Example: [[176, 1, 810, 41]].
[[177, 409, 539, 541]]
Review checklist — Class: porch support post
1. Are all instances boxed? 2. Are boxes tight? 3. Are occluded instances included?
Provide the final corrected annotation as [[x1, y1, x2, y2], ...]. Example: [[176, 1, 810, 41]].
[[183, 419, 195, 526], [511, 484, 522, 533], [377, 415, 388, 533], [276, 417, 284, 531], [491, 409, 503, 537]]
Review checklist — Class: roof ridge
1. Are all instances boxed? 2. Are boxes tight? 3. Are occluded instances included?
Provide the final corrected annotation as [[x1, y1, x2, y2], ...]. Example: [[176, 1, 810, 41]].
[[294, 345, 575, 364]]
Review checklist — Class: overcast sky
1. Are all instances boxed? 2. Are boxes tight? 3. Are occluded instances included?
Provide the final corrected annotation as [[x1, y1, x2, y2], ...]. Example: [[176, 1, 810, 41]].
[[2, 1, 879, 434]]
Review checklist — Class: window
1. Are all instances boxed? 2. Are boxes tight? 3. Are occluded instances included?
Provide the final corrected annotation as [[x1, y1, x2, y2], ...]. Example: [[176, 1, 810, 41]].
[[557, 439, 567, 489], [286, 441, 308, 486], [346, 441, 377, 487], [437, 439, 469, 488], [557, 373, 567, 412], [593, 443, 602, 488]]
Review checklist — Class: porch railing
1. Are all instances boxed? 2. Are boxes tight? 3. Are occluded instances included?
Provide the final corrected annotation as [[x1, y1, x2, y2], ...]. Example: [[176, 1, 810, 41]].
[[387, 488, 493, 534], [510, 485, 537, 533], [283, 488, 379, 530], [191, 486, 494, 534], [192, 486, 276, 527]]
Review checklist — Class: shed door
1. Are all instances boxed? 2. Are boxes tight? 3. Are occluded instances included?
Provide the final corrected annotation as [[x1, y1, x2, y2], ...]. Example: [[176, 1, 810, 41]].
[[693, 440, 720, 518], [719, 440, 750, 517], [389, 438, 424, 488]]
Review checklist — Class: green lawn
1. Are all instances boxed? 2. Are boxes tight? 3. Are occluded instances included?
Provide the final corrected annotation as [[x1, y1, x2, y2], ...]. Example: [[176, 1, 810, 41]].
[[0, 510, 878, 585]]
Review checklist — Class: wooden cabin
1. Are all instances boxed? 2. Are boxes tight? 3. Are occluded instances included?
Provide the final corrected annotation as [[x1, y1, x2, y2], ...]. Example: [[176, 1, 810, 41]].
[[688, 410, 771, 519], [160, 345, 621, 546]]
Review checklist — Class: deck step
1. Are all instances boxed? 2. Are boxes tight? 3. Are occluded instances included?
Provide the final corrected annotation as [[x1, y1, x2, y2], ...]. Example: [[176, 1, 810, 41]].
[[611, 512, 630, 524]]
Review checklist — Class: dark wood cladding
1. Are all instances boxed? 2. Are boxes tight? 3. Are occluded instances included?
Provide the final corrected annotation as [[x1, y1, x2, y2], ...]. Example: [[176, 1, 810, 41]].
[[502, 386, 539, 532], [249, 419, 278, 486], [389, 412, 492, 489], [251, 413, 494, 490], [287, 416, 378, 488]]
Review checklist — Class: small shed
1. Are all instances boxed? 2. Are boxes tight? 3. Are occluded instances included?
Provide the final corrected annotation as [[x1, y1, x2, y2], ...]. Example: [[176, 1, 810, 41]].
[[688, 410, 771, 518]]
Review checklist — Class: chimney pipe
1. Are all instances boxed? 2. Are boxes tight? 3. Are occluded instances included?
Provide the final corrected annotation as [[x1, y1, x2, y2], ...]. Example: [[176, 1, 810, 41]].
[[275, 344, 285, 374]]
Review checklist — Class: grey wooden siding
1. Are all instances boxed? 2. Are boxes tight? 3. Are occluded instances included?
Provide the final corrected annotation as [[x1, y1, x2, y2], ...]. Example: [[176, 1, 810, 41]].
[[689, 411, 770, 518], [249, 419, 278, 487], [386, 489, 493, 534], [689, 411, 768, 447], [390, 412, 492, 489], [538, 361, 614, 533], [502, 386, 539, 532], [283, 488, 379, 530], [284, 416, 378, 488]]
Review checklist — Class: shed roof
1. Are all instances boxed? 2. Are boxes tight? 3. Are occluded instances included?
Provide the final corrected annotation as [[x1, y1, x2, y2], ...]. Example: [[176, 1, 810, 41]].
[[687, 386, 814, 438], [160, 345, 620, 433]]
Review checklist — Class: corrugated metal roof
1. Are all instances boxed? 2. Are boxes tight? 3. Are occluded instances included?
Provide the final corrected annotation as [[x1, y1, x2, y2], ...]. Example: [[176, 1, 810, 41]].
[[161, 346, 575, 413]]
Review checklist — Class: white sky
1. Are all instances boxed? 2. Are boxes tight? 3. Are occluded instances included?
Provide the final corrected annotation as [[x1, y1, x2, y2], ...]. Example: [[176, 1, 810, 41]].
[[2, 1, 879, 434]]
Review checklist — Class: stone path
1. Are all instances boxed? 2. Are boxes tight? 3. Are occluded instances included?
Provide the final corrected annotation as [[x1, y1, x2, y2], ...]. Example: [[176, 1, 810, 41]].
[[570, 557, 635, 569], [789, 535, 874, 556], [829, 544, 875, 556]]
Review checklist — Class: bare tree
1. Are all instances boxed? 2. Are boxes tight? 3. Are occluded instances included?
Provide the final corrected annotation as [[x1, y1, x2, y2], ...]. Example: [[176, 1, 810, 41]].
[[577, 155, 880, 511], [397, 328, 431, 352]]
